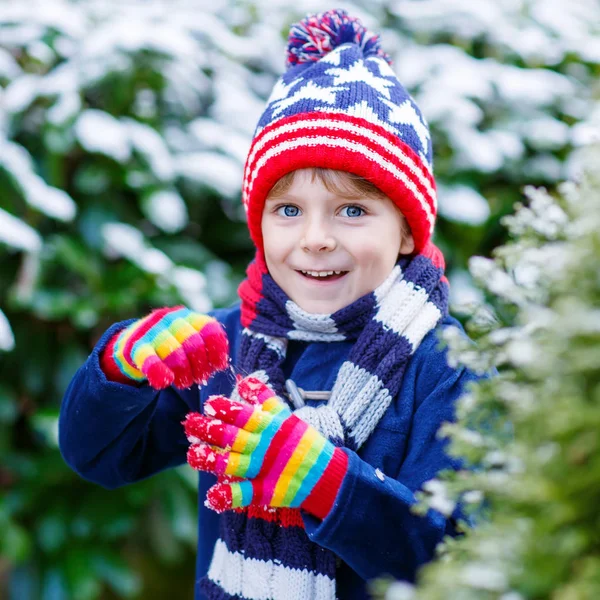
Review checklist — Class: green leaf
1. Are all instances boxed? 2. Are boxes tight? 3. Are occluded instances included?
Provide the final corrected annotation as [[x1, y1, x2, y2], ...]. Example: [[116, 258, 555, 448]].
[[0, 383, 18, 424], [90, 550, 142, 597], [30, 409, 60, 449], [0, 521, 32, 563], [36, 513, 67, 554], [62, 551, 101, 600]]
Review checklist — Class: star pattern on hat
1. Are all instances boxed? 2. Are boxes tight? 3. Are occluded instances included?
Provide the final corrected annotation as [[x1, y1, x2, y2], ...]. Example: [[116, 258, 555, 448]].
[[255, 45, 433, 165], [265, 75, 305, 107], [324, 60, 396, 100], [269, 80, 346, 118], [381, 98, 431, 158]]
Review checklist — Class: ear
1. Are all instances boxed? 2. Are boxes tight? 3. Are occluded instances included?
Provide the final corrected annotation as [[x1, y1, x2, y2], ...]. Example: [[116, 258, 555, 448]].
[[399, 231, 415, 255]]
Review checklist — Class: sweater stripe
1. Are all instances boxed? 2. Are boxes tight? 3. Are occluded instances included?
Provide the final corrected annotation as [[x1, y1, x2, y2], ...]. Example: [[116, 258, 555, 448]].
[[205, 539, 336, 600]]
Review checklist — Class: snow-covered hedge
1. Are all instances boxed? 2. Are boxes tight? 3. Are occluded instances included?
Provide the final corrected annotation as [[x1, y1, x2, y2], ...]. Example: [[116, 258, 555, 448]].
[[0, 1, 598, 598], [376, 144, 600, 599]]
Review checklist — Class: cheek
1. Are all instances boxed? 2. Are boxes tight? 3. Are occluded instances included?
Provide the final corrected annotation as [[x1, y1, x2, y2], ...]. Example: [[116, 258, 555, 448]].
[[346, 232, 398, 266], [262, 226, 292, 266]]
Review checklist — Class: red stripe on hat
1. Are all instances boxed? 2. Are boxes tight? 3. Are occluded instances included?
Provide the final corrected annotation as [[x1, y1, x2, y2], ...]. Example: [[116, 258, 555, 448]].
[[246, 143, 434, 256], [242, 113, 436, 254], [245, 120, 435, 215], [244, 112, 435, 190]]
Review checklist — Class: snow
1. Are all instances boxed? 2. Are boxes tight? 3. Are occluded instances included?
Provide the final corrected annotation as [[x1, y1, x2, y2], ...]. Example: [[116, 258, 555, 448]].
[[384, 581, 416, 600], [505, 186, 569, 239], [449, 269, 485, 310], [495, 64, 575, 107], [0, 309, 16, 352], [449, 128, 507, 173], [522, 117, 571, 150], [170, 266, 210, 314], [438, 185, 490, 225], [101, 222, 212, 312], [102, 223, 170, 273], [47, 92, 81, 126], [391, 0, 600, 65], [26, 40, 55, 65], [1, 0, 87, 39], [421, 478, 456, 516], [123, 118, 175, 182], [469, 256, 528, 306], [75, 110, 131, 163], [0, 139, 76, 221], [0, 207, 43, 252], [0, 48, 21, 80], [143, 190, 188, 234], [462, 490, 484, 504], [208, 64, 267, 137], [175, 152, 243, 198], [3, 74, 42, 114], [460, 564, 508, 591], [79, 12, 201, 61], [188, 118, 251, 165]]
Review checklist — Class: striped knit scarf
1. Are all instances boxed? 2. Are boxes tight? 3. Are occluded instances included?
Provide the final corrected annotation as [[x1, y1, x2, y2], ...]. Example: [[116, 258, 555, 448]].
[[201, 243, 449, 600]]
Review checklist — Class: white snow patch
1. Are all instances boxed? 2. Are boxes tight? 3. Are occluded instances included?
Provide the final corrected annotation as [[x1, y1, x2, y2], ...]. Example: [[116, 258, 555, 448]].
[[143, 189, 188, 233], [438, 185, 490, 225], [47, 92, 81, 126], [123, 118, 175, 181], [175, 152, 243, 198], [460, 564, 508, 591], [75, 110, 131, 162], [0, 207, 43, 252], [0, 309, 16, 352], [421, 479, 456, 516], [102, 222, 171, 274], [0, 139, 76, 221], [3, 74, 42, 114]]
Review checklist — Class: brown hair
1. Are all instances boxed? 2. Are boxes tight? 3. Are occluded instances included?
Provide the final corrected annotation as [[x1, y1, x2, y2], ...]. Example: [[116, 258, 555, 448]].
[[267, 168, 412, 238]]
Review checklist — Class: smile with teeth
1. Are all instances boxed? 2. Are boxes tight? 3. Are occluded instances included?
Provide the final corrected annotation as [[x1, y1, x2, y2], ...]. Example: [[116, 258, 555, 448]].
[[298, 269, 348, 279]]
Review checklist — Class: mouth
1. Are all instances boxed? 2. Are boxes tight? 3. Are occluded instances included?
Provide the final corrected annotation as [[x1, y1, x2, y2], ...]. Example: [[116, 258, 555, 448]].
[[296, 269, 349, 282]]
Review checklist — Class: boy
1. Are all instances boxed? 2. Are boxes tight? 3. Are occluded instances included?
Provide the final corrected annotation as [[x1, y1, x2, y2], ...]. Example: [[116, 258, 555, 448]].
[[59, 9, 491, 600]]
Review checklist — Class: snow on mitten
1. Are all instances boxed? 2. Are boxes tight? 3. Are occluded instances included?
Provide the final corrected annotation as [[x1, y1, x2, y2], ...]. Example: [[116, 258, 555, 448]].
[[184, 376, 348, 519]]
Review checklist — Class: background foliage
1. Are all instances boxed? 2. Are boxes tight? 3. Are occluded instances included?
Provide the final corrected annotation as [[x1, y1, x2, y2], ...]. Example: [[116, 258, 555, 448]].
[[373, 145, 600, 600], [1, 0, 598, 598]]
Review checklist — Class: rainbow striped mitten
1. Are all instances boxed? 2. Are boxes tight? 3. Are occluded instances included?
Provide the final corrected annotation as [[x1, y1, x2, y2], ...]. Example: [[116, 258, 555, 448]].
[[112, 305, 229, 390], [184, 376, 348, 519]]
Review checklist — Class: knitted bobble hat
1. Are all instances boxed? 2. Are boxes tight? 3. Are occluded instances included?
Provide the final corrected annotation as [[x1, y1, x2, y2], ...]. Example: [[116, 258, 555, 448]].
[[242, 8, 438, 258]]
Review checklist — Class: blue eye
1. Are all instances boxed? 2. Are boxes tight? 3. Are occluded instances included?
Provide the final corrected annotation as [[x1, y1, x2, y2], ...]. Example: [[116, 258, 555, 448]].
[[341, 205, 364, 218], [277, 205, 300, 217]]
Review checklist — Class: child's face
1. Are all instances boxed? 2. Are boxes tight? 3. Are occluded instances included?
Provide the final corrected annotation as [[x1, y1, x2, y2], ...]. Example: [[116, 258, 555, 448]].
[[261, 169, 414, 314]]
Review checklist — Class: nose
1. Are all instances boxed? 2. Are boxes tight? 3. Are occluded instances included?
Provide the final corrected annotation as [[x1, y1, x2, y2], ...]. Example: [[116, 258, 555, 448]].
[[300, 216, 337, 253]]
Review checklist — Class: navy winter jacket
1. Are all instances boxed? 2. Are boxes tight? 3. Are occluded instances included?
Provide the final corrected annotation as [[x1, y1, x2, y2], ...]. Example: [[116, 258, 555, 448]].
[[59, 303, 492, 599]]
